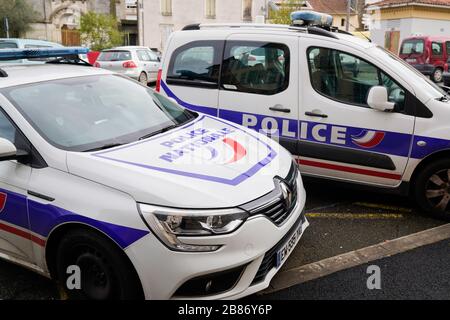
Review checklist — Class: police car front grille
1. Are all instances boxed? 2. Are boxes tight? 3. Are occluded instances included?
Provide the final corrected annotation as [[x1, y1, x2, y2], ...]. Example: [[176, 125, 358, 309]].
[[243, 162, 299, 226], [251, 211, 306, 285]]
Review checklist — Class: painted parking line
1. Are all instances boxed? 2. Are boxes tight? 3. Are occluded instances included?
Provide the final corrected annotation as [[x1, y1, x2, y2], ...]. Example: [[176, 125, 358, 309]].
[[261, 223, 450, 295], [306, 212, 404, 219], [58, 284, 68, 300], [353, 202, 412, 213], [305, 202, 348, 213]]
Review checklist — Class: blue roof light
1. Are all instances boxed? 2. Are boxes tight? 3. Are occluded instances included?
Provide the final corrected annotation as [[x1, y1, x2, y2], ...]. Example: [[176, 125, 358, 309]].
[[0, 47, 89, 61], [290, 11, 333, 27]]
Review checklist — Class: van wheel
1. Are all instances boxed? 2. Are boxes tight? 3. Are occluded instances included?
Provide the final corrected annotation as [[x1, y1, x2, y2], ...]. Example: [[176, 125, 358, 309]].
[[414, 159, 450, 221], [431, 68, 443, 83], [139, 72, 148, 85], [55, 228, 143, 300]]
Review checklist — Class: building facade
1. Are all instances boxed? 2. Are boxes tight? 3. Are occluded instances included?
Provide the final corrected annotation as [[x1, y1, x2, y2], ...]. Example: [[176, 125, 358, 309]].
[[367, 0, 450, 53], [142, 0, 269, 51], [25, 0, 137, 46]]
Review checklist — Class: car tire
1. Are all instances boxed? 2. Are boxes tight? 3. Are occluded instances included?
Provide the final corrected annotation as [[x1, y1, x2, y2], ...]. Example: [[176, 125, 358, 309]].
[[138, 72, 148, 85], [414, 158, 450, 221], [55, 228, 144, 300], [431, 67, 443, 83]]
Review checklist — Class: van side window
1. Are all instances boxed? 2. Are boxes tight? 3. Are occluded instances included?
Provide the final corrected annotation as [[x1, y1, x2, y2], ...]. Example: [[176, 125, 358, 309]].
[[220, 41, 290, 95], [432, 42, 443, 56], [307, 47, 405, 112], [167, 41, 223, 87]]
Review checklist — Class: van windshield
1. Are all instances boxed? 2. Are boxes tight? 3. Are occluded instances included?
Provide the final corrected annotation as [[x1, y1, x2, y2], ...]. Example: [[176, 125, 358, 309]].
[[2, 75, 196, 152], [400, 39, 424, 55]]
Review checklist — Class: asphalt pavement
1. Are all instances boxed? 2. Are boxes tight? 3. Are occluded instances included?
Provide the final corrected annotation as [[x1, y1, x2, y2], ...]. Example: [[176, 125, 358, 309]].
[[0, 180, 447, 300], [258, 238, 450, 300]]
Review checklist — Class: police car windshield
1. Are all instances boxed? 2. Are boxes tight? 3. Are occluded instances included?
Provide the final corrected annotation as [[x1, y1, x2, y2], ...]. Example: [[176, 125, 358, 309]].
[[2, 75, 195, 152]]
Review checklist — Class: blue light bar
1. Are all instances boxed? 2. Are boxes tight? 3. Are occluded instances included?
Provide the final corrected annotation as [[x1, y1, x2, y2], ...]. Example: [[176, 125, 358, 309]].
[[291, 11, 333, 27], [0, 47, 89, 61]]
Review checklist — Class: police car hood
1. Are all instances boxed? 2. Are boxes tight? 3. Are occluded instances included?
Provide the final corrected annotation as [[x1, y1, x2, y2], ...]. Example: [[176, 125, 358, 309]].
[[66, 115, 293, 208]]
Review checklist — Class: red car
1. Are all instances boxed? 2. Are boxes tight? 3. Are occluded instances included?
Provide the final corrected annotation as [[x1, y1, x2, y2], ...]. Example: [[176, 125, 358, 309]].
[[399, 35, 450, 83]]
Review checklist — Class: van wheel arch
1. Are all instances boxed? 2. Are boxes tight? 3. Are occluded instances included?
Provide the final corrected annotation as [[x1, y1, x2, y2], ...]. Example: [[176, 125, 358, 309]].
[[409, 150, 450, 220], [45, 223, 144, 298], [410, 149, 450, 191]]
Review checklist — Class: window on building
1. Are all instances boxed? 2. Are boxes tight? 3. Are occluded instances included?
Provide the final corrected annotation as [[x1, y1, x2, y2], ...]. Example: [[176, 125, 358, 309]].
[[341, 18, 345, 27], [307, 47, 406, 112], [126, 0, 137, 9], [167, 41, 223, 87], [221, 42, 290, 95], [161, 0, 172, 16], [205, 0, 216, 19], [431, 42, 443, 56]]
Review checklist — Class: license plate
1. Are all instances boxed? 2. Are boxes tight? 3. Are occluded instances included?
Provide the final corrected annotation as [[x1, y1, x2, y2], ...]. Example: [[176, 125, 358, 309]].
[[406, 58, 416, 63], [276, 224, 303, 268]]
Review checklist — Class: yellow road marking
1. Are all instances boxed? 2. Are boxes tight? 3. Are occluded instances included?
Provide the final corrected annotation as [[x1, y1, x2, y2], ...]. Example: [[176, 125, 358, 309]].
[[306, 212, 404, 219], [353, 202, 412, 213], [58, 284, 68, 300]]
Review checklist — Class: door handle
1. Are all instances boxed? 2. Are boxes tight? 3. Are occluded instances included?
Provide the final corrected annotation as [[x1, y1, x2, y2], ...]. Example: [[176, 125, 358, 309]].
[[269, 105, 291, 113], [305, 111, 328, 118]]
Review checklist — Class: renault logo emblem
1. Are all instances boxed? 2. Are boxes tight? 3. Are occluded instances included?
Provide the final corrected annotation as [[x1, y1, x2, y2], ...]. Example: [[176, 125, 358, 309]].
[[279, 181, 292, 209]]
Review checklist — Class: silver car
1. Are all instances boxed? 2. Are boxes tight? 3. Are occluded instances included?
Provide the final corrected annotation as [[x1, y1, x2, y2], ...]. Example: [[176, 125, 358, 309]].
[[95, 46, 160, 85]]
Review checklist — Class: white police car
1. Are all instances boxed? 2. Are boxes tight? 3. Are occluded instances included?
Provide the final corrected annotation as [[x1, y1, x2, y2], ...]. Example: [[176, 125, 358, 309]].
[[0, 48, 307, 299], [158, 11, 450, 220]]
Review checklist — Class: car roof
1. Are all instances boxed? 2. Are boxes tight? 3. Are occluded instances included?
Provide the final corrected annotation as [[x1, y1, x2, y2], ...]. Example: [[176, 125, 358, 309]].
[[105, 46, 149, 51], [402, 35, 450, 42], [0, 38, 63, 47], [175, 24, 375, 50], [0, 64, 114, 89]]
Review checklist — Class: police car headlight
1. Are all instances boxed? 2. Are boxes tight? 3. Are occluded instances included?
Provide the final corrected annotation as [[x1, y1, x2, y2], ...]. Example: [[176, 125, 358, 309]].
[[138, 204, 248, 252]]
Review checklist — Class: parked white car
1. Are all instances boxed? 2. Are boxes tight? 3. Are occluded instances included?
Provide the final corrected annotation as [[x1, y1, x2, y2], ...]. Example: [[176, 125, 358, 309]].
[[0, 48, 307, 299], [95, 46, 160, 85], [0, 38, 63, 64], [158, 11, 450, 220]]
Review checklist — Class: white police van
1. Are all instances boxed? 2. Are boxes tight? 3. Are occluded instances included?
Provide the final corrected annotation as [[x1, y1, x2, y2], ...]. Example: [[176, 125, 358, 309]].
[[158, 11, 450, 220], [0, 48, 307, 299]]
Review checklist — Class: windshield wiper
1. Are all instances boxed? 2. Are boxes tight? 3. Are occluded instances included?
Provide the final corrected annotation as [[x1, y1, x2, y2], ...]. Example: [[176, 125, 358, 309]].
[[139, 124, 181, 141], [85, 143, 125, 152]]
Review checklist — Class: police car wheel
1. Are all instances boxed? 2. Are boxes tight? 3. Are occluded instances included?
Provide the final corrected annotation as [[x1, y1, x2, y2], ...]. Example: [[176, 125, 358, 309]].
[[431, 68, 443, 83], [55, 228, 144, 300], [139, 72, 148, 85], [415, 159, 450, 220]]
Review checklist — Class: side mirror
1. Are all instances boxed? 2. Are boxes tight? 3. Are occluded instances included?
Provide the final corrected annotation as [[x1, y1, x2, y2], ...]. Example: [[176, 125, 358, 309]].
[[0, 138, 28, 161], [367, 86, 395, 112], [0, 138, 18, 161]]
